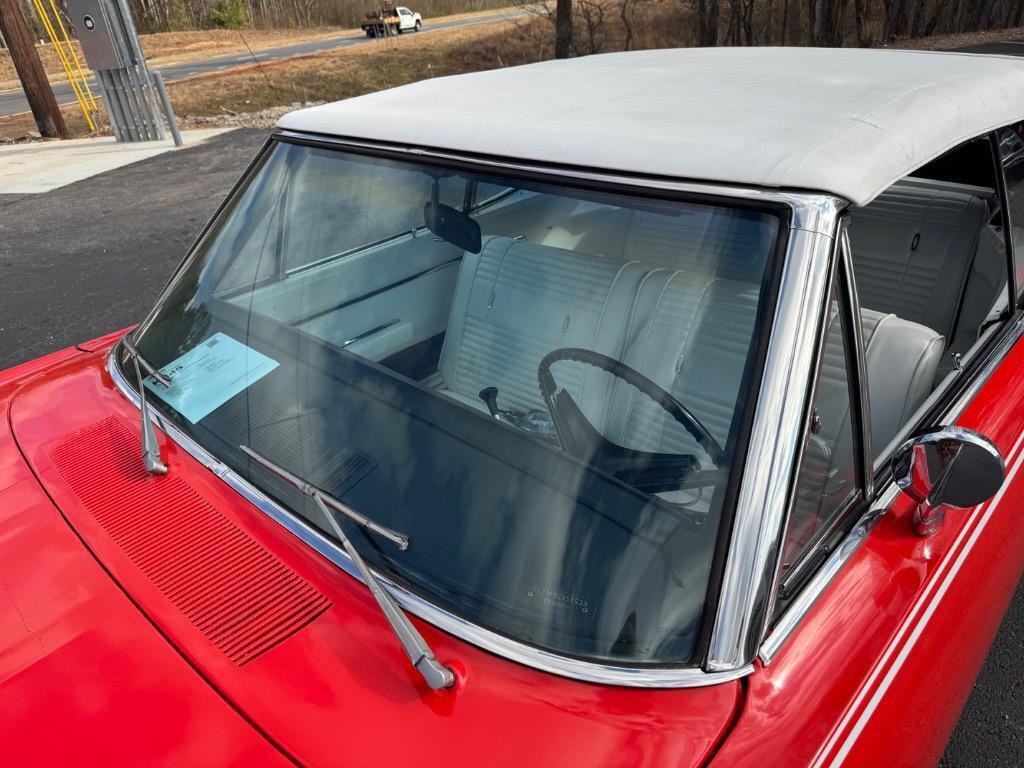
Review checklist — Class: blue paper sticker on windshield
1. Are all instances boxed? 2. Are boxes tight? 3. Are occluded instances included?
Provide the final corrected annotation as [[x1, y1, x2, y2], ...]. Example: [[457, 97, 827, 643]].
[[144, 332, 279, 423]]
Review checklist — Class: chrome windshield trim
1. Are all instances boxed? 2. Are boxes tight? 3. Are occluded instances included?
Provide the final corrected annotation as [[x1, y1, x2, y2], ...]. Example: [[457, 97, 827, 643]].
[[273, 129, 841, 235], [107, 346, 753, 688], [707, 221, 842, 671], [758, 309, 1024, 664]]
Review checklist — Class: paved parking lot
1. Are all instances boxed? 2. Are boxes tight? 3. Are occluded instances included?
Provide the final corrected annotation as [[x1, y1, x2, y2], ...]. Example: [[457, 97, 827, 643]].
[[0, 127, 1020, 765]]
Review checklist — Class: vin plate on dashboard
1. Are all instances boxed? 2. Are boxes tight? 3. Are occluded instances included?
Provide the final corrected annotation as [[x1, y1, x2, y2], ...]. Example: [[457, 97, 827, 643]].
[[144, 332, 279, 423]]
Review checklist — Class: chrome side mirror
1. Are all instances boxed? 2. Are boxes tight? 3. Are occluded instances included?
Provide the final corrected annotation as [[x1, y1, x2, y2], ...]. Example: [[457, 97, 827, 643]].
[[892, 426, 1005, 536]]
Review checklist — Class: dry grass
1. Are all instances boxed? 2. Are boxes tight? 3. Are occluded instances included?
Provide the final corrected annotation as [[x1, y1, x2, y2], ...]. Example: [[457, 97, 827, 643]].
[[164, 17, 539, 117], [0, 13, 528, 140], [0, 5, 519, 93]]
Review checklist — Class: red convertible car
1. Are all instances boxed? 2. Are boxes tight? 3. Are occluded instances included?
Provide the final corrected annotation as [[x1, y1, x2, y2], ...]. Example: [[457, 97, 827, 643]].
[[4, 48, 1024, 766]]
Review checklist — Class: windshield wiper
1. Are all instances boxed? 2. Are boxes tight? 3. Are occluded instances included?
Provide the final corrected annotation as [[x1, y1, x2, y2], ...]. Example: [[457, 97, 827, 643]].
[[122, 333, 171, 476], [239, 445, 454, 691]]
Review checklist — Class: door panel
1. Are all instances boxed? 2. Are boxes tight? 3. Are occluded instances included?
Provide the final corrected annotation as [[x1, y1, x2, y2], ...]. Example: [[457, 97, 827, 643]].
[[712, 330, 1024, 767]]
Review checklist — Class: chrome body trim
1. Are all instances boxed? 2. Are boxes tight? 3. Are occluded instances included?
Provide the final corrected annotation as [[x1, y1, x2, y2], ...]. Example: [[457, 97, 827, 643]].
[[759, 484, 899, 663], [840, 224, 875, 502], [110, 133, 850, 684], [108, 346, 753, 687], [759, 309, 1024, 663], [707, 222, 841, 671]]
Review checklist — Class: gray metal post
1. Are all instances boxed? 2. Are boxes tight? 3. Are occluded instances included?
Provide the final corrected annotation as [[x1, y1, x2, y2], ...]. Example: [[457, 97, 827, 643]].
[[113, 0, 166, 140], [152, 72, 182, 147], [68, 0, 167, 142], [95, 71, 124, 142]]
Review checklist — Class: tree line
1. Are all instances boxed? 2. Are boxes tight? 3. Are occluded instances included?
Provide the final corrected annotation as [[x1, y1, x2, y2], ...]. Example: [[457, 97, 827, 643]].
[[1, 0, 507, 37], [540, 0, 1024, 58], [2, 0, 1023, 45]]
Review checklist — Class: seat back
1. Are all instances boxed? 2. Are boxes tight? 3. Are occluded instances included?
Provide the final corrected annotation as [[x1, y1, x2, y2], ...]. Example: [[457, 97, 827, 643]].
[[849, 177, 989, 340], [604, 269, 762, 459], [438, 237, 646, 420]]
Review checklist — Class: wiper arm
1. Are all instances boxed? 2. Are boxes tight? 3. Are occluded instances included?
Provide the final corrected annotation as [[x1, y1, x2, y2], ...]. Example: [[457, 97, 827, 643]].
[[122, 333, 171, 476], [240, 445, 409, 548], [239, 446, 454, 691]]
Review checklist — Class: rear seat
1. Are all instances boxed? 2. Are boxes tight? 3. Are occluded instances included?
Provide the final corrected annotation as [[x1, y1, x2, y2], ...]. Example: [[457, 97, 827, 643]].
[[849, 177, 990, 340]]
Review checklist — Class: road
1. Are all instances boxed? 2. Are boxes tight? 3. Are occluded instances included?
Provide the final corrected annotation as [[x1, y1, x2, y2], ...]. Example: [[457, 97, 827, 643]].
[[956, 38, 1024, 54], [0, 9, 520, 119]]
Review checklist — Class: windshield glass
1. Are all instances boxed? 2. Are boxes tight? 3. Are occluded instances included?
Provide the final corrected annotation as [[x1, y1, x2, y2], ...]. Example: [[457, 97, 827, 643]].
[[124, 139, 782, 666]]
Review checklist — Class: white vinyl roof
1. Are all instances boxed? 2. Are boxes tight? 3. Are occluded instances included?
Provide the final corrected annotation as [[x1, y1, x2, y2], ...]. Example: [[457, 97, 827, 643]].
[[278, 47, 1024, 206]]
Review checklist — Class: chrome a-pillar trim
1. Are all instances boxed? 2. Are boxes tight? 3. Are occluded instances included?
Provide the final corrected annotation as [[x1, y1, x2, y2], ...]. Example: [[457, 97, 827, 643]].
[[707, 211, 843, 672], [759, 308, 1024, 665], [107, 348, 753, 688]]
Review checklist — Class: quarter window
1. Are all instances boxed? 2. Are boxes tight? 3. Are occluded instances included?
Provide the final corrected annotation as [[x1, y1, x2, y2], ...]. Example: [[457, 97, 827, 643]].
[[779, 281, 861, 579]]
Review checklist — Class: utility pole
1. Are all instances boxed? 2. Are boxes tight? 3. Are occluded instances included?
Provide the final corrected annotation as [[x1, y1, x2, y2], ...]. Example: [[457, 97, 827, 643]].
[[0, 0, 68, 138]]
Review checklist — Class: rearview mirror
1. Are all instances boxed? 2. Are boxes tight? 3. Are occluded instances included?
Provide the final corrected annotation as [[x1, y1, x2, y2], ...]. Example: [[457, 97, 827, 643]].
[[892, 426, 1005, 536], [424, 202, 482, 254]]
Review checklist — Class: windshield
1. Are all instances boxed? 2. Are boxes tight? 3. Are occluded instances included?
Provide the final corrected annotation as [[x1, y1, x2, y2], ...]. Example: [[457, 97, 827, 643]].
[[123, 139, 782, 667]]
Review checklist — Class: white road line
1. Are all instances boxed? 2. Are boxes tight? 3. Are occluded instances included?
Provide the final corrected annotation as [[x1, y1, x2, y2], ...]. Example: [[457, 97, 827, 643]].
[[814, 426, 1024, 767]]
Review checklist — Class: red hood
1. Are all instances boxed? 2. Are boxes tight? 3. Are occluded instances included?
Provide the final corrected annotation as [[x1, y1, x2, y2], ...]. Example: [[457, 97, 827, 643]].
[[4, 344, 741, 767], [0, 357, 285, 766]]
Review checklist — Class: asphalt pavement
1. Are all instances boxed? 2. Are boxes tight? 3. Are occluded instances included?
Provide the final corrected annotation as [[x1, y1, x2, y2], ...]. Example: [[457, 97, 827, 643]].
[[0, 9, 520, 119], [955, 39, 1024, 54], [0, 126, 1021, 765]]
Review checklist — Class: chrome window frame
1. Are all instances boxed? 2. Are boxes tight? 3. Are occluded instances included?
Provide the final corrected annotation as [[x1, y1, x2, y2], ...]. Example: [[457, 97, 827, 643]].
[[112, 130, 845, 686], [760, 146, 1024, 664], [770, 221, 874, 607]]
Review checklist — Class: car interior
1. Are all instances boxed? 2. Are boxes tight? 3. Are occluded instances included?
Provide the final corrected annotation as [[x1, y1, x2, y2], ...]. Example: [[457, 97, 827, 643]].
[[208, 139, 1007, 533], [224, 176, 780, 505]]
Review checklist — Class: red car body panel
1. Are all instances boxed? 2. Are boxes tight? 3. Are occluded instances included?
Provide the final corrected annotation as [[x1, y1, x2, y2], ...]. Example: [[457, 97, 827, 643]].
[[0, 355, 287, 767], [3, 343, 742, 768], [713, 335, 1024, 767]]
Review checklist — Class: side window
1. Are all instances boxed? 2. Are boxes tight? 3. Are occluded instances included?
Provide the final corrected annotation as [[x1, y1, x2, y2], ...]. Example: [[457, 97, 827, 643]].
[[779, 277, 863, 588], [999, 122, 1024, 295], [846, 135, 1008, 458]]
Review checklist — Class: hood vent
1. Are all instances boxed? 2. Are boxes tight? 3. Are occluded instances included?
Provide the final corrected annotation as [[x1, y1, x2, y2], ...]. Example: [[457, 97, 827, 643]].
[[47, 417, 331, 666]]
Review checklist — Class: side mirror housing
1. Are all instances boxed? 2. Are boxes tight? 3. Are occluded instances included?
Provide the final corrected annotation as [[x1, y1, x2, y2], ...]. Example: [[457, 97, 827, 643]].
[[892, 426, 1005, 536]]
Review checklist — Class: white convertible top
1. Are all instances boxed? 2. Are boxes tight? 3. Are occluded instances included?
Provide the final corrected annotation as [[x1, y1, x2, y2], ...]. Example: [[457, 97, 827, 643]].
[[278, 47, 1024, 206]]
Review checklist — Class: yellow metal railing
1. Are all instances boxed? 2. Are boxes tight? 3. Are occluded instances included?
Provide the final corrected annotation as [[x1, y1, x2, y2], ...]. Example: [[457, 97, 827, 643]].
[[32, 0, 100, 131]]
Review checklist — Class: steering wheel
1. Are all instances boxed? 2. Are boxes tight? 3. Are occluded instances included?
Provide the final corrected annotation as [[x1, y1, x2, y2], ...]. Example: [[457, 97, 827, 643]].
[[537, 348, 727, 493]]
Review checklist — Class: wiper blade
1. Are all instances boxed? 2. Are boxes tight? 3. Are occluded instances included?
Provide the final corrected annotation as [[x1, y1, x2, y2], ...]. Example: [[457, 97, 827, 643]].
[[239, 446, 454, 691], [240, 445, 409, 549], [122, 333, 171, 476]]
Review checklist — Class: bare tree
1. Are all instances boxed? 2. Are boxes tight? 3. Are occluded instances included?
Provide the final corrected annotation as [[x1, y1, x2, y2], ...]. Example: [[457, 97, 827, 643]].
[[854, 0, 870, 44], [882, 0, 910, 40], [620, 0, 634, 50], [555, 0, 572, 57], [571, 0, 608, 55], [696, 0, 720, 45]]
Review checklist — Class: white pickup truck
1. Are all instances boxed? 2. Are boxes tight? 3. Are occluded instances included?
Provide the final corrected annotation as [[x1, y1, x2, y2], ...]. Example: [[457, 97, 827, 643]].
[[362, 4, 422, 37]]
